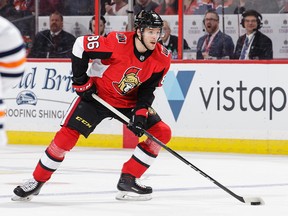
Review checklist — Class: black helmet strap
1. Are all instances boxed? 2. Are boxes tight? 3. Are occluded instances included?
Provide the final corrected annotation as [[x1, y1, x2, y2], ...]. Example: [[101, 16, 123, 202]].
[[136, 27, 151, 51]]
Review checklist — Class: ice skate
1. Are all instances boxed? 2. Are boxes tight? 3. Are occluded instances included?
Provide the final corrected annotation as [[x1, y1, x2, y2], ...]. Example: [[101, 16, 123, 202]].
[[116, 173, 152, 201], [11, 178, 44, 201]]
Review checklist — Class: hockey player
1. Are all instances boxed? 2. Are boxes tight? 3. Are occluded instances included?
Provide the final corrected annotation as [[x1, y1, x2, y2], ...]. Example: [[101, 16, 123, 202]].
[[12, 10, 171, 201], [0, 16, 26, 146]]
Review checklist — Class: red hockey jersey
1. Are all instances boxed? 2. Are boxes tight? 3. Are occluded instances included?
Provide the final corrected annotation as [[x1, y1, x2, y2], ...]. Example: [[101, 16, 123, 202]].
[[72, 31, 171, 108]]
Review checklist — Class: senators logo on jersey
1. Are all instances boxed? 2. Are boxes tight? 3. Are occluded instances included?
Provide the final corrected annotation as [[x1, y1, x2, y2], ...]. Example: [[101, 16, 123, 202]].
[[112, 67, 141, 95]]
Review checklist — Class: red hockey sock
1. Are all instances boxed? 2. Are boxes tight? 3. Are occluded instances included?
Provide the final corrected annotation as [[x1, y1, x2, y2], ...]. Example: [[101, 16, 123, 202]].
[[121, 121, 171, 178], [33, 127, 80, 182]]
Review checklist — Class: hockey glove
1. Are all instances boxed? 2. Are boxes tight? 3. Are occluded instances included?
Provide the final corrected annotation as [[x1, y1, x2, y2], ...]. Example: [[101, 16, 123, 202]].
[[128, 108, 148, 137], [72, 77, 97, 102]]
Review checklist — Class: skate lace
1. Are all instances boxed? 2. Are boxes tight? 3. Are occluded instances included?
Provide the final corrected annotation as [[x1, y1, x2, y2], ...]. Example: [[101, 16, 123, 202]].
[[20, 179, 38, 192], [135, 178, 146, 189]]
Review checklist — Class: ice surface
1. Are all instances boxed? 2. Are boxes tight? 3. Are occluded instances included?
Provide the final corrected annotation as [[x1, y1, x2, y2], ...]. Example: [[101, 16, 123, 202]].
[[1, 145, 288, 216]]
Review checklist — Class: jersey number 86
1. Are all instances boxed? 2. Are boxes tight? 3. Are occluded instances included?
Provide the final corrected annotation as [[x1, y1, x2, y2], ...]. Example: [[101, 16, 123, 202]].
[[86, 36, 100, 50]]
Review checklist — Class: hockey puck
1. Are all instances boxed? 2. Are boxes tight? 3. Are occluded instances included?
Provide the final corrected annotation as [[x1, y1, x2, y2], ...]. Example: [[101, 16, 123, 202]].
[[251, 202, 261, 205]]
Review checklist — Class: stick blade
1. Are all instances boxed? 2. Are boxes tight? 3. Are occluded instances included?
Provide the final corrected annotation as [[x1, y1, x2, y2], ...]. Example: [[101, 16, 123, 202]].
[[243, 197, 265, 205]]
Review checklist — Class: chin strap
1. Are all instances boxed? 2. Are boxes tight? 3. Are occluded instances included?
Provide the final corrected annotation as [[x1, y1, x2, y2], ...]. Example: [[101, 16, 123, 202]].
[[137, 31, 151, 51]]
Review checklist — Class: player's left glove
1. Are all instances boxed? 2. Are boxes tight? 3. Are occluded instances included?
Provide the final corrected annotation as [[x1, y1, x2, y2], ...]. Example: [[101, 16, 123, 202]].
[[72, 76, 97, 102], [128, 107, 148, 137]]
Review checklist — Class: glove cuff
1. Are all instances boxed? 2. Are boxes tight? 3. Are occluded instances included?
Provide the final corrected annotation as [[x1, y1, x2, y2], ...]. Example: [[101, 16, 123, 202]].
[[72, 77, 93, 92], [72, 73, 89, 85], [135, 108, 148, 118]]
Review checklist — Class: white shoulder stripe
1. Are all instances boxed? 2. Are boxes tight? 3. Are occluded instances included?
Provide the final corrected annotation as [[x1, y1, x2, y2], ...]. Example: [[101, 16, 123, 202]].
[[72, 36, 85, 59]]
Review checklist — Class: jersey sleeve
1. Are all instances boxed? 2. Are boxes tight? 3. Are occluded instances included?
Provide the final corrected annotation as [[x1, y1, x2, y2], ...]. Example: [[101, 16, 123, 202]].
[[71, 32, 118, 83], [0, 17, 26, 92], [72, 33, 118, 59]]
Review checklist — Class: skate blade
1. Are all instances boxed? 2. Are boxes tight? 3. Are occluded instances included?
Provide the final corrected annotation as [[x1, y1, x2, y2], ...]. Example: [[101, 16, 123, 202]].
[[115, 191, 152, 201], [11, 195, 33, 201]]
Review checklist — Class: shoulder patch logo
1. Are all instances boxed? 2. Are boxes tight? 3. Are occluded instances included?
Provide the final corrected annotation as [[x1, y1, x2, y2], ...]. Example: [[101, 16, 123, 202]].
[[116, 33, 127, 44], [112, 67, 142, 95], [161, 45, 169, 57]]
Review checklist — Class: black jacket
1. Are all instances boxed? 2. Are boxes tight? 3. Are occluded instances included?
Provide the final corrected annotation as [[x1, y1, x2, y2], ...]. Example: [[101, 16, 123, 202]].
[[233, 31, 273, 60], [160, 34, 190, 53], [28, 30, 76, 58]]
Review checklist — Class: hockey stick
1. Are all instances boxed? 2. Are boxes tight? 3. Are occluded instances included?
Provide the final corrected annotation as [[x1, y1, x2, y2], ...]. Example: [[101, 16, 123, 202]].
[[92, 94, 264, 205]]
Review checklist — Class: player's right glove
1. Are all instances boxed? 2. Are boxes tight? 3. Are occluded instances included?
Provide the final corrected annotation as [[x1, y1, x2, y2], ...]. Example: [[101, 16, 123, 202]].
[[72, 76, 97, 102], [128, 108, 148, 137]]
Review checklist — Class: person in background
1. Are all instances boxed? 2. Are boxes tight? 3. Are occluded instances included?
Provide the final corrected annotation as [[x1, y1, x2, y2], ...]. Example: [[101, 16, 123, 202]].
[[89, 15, 107, 36], [62, 0, 94, 15], [196, 9, 234, 59], [277, 0, 288, 13], [155, 0, 178, 15], [0, 0, 34, 48], [134, 0, 159, 15], [160, 20, 190, 59], [28, 11, 76, 58], [101, 0, 111, 15], [0, 16, 26, 145], [105, 0, 128, 16], [194, 0, 214, 14], [184, 0, 198, 14], [234, 0, 279, 14], [233, 9, 273, 60], [251, 0, 279, 14], [214, 0, 235, 14], [27, 0, 65, 16], [233, 0, 254, 14]]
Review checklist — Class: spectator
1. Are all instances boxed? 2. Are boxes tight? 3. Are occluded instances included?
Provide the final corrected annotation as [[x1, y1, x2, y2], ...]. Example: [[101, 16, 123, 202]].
[[27, 0, 65, 16], [0, 0, 34, 46], [134, 0, 159, 15], [194, 0, 214, 14], [0, 0, 17, 19], [251, 0, 279, 14], [233, 9, 273, 60], [278, 0, 288, 13], [89, 15, 107, 36], [101, 0, 111, 15], [62, 0, 94, 15], [214, 0, 235, 14], [160, 20, 190, 59], [105, 0, 128, 16], [234, 0, 253, 14], [184, 0, 198, 14], [234, 0, 279, 14], [155, 0, 178, 15], [196, 9, 234, 59], [28, 11, 76, 58]]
